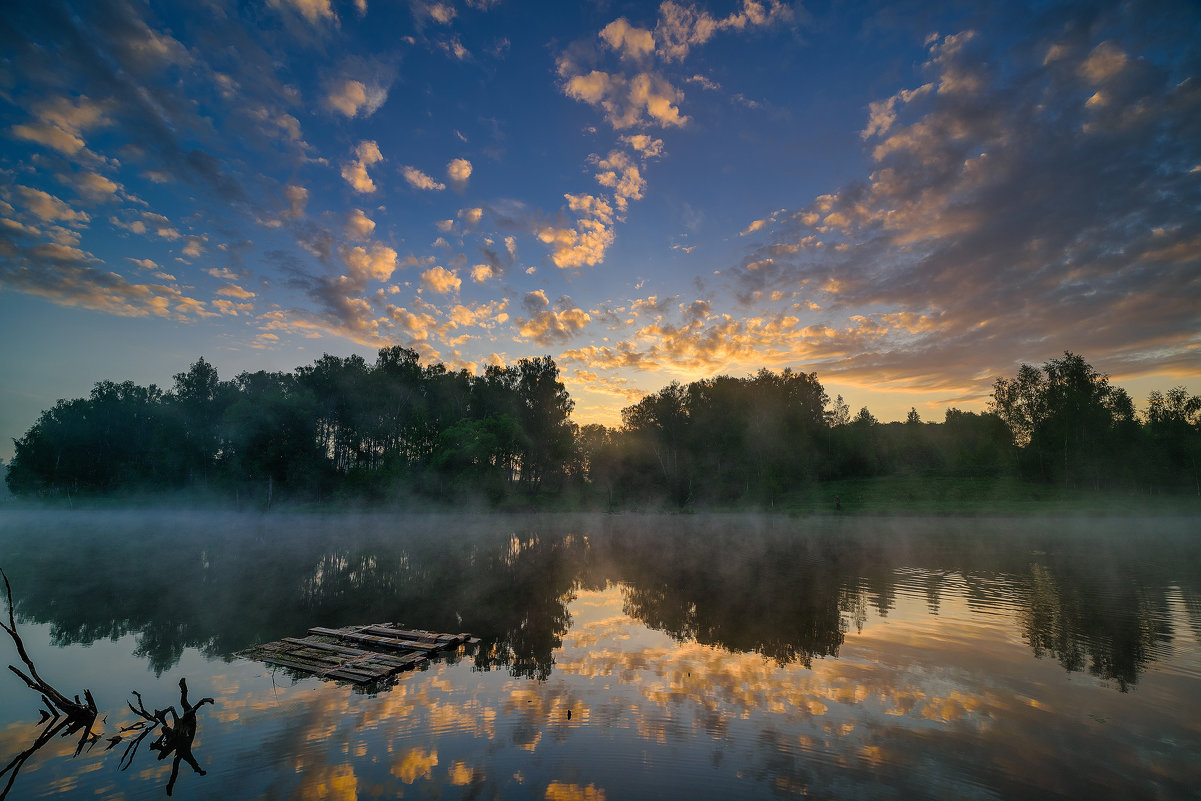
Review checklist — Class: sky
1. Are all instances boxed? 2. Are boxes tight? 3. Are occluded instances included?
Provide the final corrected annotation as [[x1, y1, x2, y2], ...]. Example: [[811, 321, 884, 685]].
[[1, 0, 1199, 461]]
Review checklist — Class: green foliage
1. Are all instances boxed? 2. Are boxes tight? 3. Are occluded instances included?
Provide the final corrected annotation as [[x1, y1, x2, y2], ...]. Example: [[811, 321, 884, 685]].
[[6, 349, 1197, 507], [989, 351, 1192, 490]]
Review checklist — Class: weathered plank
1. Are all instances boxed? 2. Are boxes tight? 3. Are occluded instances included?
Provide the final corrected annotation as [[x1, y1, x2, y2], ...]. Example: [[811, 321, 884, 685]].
[[259, 656, 385, 683], [239, 621, 472, 684], [308, 627, 442, 652], [281, 637, 370, 656], [279, 640, 430, 670], [360, 626, 463, 645]]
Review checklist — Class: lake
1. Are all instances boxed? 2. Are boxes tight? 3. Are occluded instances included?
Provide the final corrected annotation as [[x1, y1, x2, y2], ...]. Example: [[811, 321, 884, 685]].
[[0, 511, 1199, 800]]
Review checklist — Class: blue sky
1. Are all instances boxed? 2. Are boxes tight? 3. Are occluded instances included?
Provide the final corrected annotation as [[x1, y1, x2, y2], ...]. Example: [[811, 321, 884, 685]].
[[2, 0, 1199, 461]]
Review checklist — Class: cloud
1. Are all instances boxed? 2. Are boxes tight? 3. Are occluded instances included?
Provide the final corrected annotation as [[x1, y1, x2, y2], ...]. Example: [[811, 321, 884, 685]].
[[655, 0, 792, 62], [470, 263, 498, 282], [283, 184, 309, 219], [446, 299, 509, 329], [446, 158, 472, 185], [741, 218, 768, 236], [217, 283, 255, 299], [654, 1, 723, 61], [182, 235, 205, 258], [516, 292, 592, 345], [557, 310, 820, 375], [212, 299, 253, 316], [600, 18, 655, 61], [421, 265, 461, 293], [622, 134, 664, 158], [343, 243, 398, 282], [538, 193, 616, 268], [10, 95, 110, 157], [267, 0, 335, 26], [346, 208, 376, 239], [402, 165, 446, 191], [136, 211, 179, 240], [326, 79, 389, 118], [727, 11, 1201, 397], [592, 150, 646, 213], [0, 237, 214, 320], [13, 186, 91, 225], [342, 141, 383, 193], [74, 172, 122, 203], [561, 69, 688, 130], [418, 2, 456, 25], [556, 0, 792, 136], [569, 370, 646, 402], [1079, 41, 1128, 84], [459, 207, 483, 226]]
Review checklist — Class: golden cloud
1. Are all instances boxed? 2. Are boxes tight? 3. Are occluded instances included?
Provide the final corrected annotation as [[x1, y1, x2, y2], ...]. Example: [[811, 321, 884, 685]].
[[13, 186, 90, 225], [283, 184, 309, 219], [326, 79, 388, 118], [345, 208, 375, 239], [600, 18, 654, 60], [403, 165, 446, 191], [446, 158, 472, 184], [421, 265, 461, 294], [342, 243, 398, 282], [342, 141, 383, 194]]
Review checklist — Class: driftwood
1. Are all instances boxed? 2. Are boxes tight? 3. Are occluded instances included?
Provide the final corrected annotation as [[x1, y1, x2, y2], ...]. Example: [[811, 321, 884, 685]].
[[121, 677, 213, 796], [0, 568, 100, 799], [1, 568, 216, 798], [0, 569, 99, 727]]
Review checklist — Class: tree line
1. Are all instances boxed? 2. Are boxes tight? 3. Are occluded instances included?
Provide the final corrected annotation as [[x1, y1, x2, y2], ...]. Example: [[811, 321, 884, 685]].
[[5, 349, 1199, 506]]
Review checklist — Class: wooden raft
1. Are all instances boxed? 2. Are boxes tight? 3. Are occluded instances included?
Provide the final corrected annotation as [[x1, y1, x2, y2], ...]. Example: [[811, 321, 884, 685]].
[[237, 623, 480, 684]]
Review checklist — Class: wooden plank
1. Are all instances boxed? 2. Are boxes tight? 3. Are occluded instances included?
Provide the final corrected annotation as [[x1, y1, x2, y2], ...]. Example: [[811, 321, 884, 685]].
[[259, 656, 383, 683], [308, 627, 441, 652], [263, 645, 396, 678], [282, 637, 372, 657], [281, 638, 422, 668], [240, 621, 469, 684], [360, 626, 463, 645]]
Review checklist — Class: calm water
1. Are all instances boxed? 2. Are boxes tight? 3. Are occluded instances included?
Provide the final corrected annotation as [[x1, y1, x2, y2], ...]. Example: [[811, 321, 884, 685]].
[[0, 511, 1199, 800]]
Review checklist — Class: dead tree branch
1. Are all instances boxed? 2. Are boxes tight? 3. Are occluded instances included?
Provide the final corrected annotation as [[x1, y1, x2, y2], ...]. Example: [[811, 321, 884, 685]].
[[0, 568, 99, 754]]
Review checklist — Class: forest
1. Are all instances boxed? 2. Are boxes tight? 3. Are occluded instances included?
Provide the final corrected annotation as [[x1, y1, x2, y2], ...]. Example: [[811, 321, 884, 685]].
[[4, 348, 1200, 508]]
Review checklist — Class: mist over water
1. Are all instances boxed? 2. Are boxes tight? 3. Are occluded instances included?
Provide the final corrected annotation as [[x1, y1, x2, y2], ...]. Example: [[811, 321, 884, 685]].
[[1, 511, 1199, 799]]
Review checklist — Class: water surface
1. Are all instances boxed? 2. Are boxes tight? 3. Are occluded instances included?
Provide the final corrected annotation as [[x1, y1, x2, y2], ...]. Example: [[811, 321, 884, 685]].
[[1, 512, 1198, 800]]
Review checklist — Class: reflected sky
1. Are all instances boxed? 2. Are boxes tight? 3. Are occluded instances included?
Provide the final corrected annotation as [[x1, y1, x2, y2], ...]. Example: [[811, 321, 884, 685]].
[[1, 512, 1199, 799]]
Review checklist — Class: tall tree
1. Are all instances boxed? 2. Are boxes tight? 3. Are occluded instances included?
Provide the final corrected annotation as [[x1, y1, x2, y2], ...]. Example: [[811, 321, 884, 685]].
[[515, 356, 574, 490], [991, 352, 1137, 487]]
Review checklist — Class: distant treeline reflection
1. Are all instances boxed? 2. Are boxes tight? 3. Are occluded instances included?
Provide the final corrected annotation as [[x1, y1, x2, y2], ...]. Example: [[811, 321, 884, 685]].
[[1, 515, 1196, 690], [5, 349, 1200, 507]]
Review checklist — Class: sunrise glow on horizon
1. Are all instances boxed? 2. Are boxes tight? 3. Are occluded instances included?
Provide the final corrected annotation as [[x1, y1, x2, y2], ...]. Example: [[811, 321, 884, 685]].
[[1, 0, 1198, 460]]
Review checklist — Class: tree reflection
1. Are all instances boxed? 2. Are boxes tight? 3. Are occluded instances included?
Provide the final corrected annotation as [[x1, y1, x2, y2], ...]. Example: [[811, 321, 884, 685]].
[[0, 513, 1197, 690], [1019, 561, 1172, 691], [2, 567, 214, 798], [601, 523, 852, 667]]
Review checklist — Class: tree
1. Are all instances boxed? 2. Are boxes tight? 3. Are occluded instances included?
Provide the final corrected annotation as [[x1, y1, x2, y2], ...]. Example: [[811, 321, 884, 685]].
[[991, 352, 1137, 487], [514, 356, 574, 490], [169, 357, 231, 486], [222, 371, 323, 502], [1144, 387, 1201, 494], [826, 394, 850, 427], [622, 381, 689, 503]]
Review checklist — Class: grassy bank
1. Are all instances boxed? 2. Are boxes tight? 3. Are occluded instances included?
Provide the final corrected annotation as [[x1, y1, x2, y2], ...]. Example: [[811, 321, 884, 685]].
[[3, 475, 1199, 516], [773, 476, 1201, 517]]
